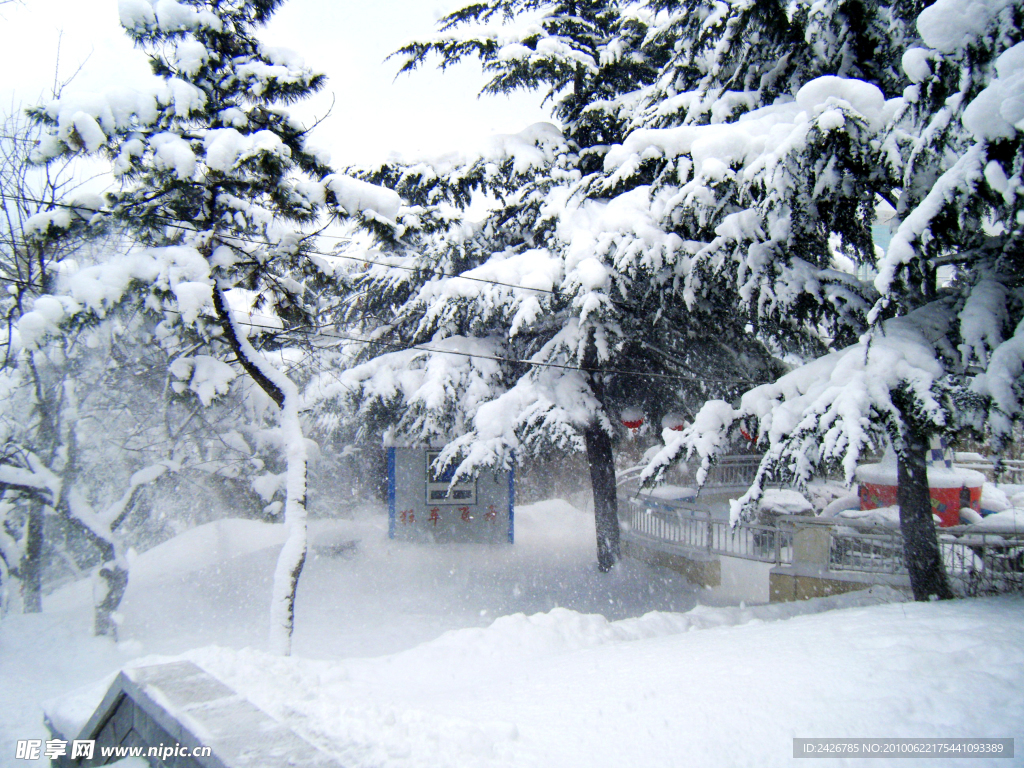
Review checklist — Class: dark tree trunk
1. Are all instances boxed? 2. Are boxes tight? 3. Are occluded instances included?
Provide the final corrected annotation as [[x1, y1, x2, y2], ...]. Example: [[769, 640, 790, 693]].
[[897, 433, 955, 601], [585, 425, 620, 572], [94, 563, 129, 637], [20, 502, 44, 613]]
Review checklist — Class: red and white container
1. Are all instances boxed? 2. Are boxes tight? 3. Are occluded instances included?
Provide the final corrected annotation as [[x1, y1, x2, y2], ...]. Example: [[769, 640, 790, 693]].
[[855, 454, 984, 527]]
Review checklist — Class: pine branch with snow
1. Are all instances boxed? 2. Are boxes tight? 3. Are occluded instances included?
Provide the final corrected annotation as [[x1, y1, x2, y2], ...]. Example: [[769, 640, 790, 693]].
[[22, 0, 399, 652]]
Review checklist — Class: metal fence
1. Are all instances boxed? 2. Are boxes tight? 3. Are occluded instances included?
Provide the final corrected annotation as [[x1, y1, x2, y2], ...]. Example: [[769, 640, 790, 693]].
[[617, 454, 764, 496], [941, 533, 1024, 596], [624, 496, 1024, 596], [828, 524, 1024, 594], [702, 455, 763, 489], [829, 528, 906, 574], [951, 458, 1024, 483], [622, 496, 793, 565]]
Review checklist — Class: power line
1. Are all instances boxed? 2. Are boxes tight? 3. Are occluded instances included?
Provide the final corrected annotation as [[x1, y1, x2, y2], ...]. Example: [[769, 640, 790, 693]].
[[3, 192, 563, 297], [3, 192, 762, 385], [173, 309, 761, 385]]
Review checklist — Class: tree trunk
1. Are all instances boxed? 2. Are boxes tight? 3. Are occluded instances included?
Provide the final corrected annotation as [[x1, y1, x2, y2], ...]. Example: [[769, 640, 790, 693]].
[[268, 395, 308, 656], [585, 424, 620, 573], [20, 502, 44, 613], [94, 562, 128, 637], [897, 433, 954, 601], [213, 284, 307, 655]]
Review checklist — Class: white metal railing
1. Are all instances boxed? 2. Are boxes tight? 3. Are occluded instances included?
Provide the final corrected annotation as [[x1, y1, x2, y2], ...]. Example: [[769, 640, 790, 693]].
[[622, 495, 793, 565], [951, 455, 1024, 482], [624, 497, 1024, 596], [995, 459, 1024, 480], [617, 454, 765, 496], [703, 455, 763, 488], [941, 533, 1024, 596], [830, 525, 1024, 595], [829, 528, 906, 574]]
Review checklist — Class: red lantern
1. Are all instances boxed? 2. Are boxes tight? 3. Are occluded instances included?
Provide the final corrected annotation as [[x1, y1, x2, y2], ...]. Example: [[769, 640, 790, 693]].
[[661, 413, 687, 432], [621, 407, 644, 430]]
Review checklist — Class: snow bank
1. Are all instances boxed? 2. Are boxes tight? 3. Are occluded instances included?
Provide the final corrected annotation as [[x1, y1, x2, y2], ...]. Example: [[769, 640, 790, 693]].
[[758, 489, 813, 516], [46, 519, 286, 613], [855, 462, 986, 489], [819, 493, 860, 518], [835, 504, 903, 528], [170, 590, 1024, 768], [324, 586, 906, 671], [964, 508, 1024, 534], [10, 496, 1024, 768], [981, 483, 1010, 514]]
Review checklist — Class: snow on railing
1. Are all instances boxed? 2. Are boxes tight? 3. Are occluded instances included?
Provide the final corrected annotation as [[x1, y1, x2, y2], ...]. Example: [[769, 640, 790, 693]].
[[617, 454, 764, 495], [623, 496, 1023, 597], [830, 524, 1023, 595], [829, 528, 905, 574], [621, 495, 793, 565], [951, 453, 1024, 482], [940, 531, 1024, 596]]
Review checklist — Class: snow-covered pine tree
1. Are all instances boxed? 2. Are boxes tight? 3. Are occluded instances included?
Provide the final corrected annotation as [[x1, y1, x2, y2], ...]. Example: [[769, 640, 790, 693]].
[[0, 107, 103, 614], [0, 312, 185, 630], [629, 0, 1022, 599], [24, 0, 398, 650], [336, 0, 780, 571]]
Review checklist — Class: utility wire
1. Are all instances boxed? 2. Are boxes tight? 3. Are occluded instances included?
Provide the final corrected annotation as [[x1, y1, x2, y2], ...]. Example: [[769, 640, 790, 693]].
[[3, 192, 563, 297], [3, 192, 762, 385], [156, 307, 762, 385], [2, 275, 759, 383]]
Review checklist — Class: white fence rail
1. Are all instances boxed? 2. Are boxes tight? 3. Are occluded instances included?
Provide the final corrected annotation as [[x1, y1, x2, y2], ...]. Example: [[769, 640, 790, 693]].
[[617, 454, 764, 496], [624, 495, 1024, 596], [829, 529, 905, 574], [830, 524, 1024, 595], [622, 496, 793, 565]]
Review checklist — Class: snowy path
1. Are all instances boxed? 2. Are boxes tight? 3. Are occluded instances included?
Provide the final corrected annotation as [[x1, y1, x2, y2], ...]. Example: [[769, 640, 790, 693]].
[[2, 500, 1022, 767]]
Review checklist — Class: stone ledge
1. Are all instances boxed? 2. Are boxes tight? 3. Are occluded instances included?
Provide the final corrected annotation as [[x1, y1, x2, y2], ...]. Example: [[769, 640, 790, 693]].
[[47, 661, 341, 768], [622, 536, 722, 587], [769, 566, 912, 602]]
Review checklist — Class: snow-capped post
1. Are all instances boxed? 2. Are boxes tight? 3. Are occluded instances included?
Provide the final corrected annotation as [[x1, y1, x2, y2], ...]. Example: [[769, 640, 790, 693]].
[[26, 0, 399, 652]]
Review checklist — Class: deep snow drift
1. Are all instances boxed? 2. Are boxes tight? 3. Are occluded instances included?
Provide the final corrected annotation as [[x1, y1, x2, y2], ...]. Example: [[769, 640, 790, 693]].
[[1, 500, 1021, 767]]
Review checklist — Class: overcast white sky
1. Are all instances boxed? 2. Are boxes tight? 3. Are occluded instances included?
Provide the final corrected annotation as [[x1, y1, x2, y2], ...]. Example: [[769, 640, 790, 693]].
[[0, 0, 549, 167]]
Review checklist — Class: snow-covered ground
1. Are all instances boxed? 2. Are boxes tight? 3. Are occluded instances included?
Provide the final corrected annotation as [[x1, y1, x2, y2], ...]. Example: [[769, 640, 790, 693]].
[[1, 500, 1022, 767]]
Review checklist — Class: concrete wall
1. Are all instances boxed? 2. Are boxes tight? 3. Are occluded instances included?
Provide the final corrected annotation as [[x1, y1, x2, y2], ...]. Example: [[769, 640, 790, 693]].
[[769, 566, 911, 602], [621, 538, 721, 587], [717, 556, 774, 604]]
